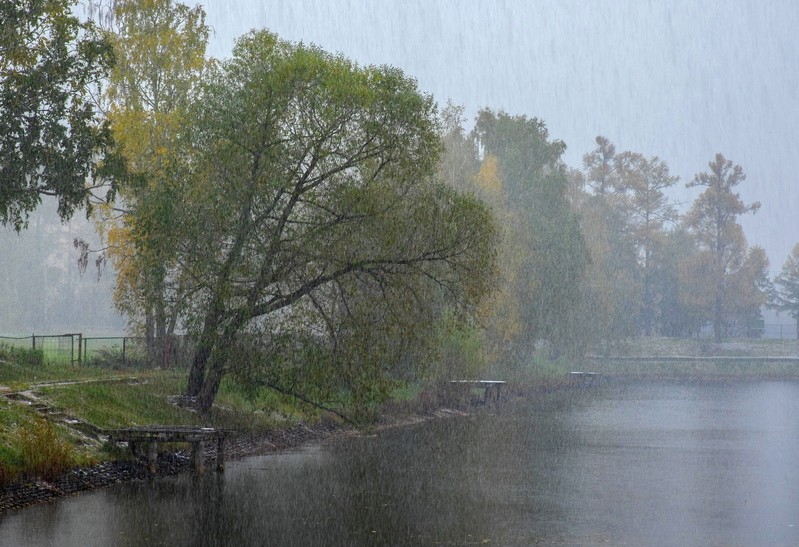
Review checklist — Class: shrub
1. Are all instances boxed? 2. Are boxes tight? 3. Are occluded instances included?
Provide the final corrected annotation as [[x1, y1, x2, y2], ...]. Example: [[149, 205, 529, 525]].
[[0, 343, 44, 366], [85, 347, 148, 369], [19, 418, 76, 480]]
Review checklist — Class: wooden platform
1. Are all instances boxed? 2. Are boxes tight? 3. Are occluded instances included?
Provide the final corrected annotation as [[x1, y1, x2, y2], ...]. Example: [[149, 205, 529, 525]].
[[569, 371, 602, 385], [106, 426, 231, 474], [449, 380, 506, 405]]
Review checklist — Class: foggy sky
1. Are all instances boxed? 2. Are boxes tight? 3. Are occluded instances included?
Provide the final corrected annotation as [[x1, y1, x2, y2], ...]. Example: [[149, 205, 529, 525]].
[[201, 0, 799, 273]]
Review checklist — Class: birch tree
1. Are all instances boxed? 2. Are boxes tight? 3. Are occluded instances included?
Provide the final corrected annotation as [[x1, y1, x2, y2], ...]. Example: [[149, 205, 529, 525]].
[[88, 0, 209, 364]]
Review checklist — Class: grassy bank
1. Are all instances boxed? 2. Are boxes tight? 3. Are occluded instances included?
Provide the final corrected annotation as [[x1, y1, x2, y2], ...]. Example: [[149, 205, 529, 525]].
[[587, 337, 799, 378], [0, 341, 339, 482], [606, 336, 799, 358]]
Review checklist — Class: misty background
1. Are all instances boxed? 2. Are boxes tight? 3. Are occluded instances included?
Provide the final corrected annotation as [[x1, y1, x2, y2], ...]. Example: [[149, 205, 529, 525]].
[[2, 0, 796, 334]]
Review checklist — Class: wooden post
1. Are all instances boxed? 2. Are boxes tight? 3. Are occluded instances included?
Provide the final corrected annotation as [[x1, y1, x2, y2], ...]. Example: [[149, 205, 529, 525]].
[[147, 442, 158, 474], [216, 435, 226, 472], [484, 384, 499, 406], [192, 441, 206, 474]]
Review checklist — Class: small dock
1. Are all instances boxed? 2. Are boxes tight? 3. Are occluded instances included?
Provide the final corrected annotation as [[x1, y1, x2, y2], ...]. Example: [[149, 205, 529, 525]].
[[106, 426, 230, 474], [569, 371, 602, 385], [449, 380, 506, 406]]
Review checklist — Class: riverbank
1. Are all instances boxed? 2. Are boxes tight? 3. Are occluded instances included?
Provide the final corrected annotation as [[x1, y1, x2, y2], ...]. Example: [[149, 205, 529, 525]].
[[5, 335, 795, 514], [0, 404, 475, 514]]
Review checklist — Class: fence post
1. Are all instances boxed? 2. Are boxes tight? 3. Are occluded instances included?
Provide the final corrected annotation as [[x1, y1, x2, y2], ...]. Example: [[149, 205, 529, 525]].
[[123, 337, 127, 367], [32, 334, 35, 351], [77, 333, 82, 365]]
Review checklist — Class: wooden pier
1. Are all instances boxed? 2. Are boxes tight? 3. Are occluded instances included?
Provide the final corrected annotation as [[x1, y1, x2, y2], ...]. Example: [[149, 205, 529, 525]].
[[569, 371, 602, 385], [449, 380, 506, 406], [106, 426, 230, 474]]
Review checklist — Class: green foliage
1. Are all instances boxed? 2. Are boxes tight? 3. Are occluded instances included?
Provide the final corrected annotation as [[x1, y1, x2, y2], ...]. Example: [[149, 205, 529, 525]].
[[490, 352, 573, 386], [19, 418, 77, 480], [471, 108, 587, 360], [84, 347, 148, 369], [570, 193, 641, 353], [434, 320, 487, 381], [0, 396, 88, 482], [85, 0, 211, 368], [0, 0, 115, 230], [472, 109, 566, 200], [165, 30, 497, 411], [651, 228, 706, 337], [0, 343, 43, 367]]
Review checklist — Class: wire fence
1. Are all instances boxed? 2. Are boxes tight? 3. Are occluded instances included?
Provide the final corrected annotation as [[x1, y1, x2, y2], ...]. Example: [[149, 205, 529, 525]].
[[1, 324, 795, 369], [0, 334, 194, 368], [760, 324, 799, 340]]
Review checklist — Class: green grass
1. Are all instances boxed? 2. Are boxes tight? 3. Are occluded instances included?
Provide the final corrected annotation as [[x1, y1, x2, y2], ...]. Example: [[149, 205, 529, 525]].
[[40, 372, 198, 429], [0, 397, 95, 480], [614, 337, 799, 358], [587, 356, 799, 378], [0, 358, 141, 391], [39, 371, 316, 431], [585, 337, 799, 378]]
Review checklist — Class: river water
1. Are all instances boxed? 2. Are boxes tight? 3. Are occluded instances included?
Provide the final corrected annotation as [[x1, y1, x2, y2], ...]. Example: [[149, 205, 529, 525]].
[[2, 380, 799, 546]]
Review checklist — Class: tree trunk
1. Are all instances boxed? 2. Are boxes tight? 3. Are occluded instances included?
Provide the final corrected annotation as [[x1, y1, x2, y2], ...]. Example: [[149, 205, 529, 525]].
[[155, 299, 167, 367], [196, 355, 226, 412], [165, 282, 183, 367], [642, 278, 652, 336], [185, 295, 229, 397], [145, 311, 157, 363], [713, 292, 723, 344], [642, 247, 653, 337], [193, 327, 237, 412], [186, 338, 211, 397]]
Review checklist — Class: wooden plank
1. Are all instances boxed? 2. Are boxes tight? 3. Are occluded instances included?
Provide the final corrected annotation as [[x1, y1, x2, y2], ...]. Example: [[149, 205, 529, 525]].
[[106, 426, 231, 474]]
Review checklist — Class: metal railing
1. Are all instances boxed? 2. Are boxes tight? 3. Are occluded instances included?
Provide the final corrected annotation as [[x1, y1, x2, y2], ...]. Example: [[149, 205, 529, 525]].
[[0, 334, 194, 368], [0, 333, 81, 364]]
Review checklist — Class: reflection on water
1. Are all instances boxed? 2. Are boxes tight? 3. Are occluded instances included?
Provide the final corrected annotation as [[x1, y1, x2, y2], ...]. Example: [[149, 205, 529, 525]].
[[3, 380, 799, 545]]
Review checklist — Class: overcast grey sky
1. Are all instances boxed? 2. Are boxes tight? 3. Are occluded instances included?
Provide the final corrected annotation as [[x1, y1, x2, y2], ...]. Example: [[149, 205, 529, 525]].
[[201, 0, 799, 271]]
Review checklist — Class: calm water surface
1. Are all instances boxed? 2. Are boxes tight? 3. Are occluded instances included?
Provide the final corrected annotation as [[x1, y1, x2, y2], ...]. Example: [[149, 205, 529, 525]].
[[2, 380, 799, 546]]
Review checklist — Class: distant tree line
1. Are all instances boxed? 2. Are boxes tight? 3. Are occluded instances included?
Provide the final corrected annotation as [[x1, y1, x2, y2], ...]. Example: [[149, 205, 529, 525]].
[[572, 139, 767, 346], [438, 110, 772, 363]]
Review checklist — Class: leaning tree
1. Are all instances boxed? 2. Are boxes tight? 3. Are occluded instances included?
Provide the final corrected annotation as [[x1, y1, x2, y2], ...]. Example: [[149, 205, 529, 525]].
[[136, 31, 497, 412]]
